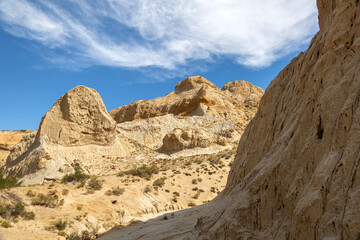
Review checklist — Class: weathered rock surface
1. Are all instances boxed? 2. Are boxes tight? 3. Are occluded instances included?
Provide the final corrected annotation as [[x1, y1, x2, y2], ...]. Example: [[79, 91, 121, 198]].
[[99, 0, 360, 239], [109, 76, 263, 125], [0, 130, 31, 166], [5, 79, 262, 185], [37, 85, 117, 146], [111, 76, 262, 154], [4, 86, 127, 184]]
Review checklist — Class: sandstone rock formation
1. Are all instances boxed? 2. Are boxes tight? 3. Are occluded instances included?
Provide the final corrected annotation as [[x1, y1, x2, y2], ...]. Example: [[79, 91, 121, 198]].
[[4, 86, 127, 185], [109, 76, 263, 125], [5, 79, 263, 185], [0, 130, 31, 166], [99, 0, 360, 239], [111, 76, 263, 154], [36, 85, 117, 146]]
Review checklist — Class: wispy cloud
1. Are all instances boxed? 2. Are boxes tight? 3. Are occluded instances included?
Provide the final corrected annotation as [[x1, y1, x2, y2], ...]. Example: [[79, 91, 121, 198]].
[[0, 0, 318, 70]]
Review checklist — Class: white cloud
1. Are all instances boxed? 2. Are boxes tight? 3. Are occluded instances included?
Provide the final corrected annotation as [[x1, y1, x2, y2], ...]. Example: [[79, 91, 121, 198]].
[[0, 0, 318, 70]]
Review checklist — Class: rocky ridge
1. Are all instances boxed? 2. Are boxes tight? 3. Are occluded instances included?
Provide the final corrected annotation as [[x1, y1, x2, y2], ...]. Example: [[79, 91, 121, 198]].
[[3, 77, 263, 185]]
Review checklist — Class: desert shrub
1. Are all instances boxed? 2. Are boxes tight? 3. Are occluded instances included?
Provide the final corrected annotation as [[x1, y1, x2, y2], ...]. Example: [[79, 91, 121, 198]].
[[22, 211, 35, 220], [66, 233, 81, 240], [62, 189, 69, 196], [119, 164, 159, 180], [193, 190, 201, 199], [112, 187, 125, 196], [0, 167, 22, 190], [55, 219, 67, 231], [143, 185, 151, 193], [58, 231, 67, 237], [197, 178, 203, 182], [26, 190, 36, 197], [86, 189, 95, 194], [173, 191, 180, 197], [62, 166, 89, 183], [0, 204, 10, 218], [209, 158, 224, 166], [66, 231, 93, 240], [0, 202, 35, 221], [76, 180, 86, 188], [193, 159, 203, 164], [12, 202, 25, 217], [188, 202, 197, 207], [87, 178, 102, 191], [104, 190, 112, 196], [31, 193, 59, 208], [210, 187, 216, 193], [1, 220, 11, 228], [191, 179, 198, 184], [153, 177, 166, 188]]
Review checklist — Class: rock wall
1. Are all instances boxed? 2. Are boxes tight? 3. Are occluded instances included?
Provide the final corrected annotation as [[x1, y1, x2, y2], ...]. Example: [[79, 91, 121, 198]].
[[194, 0, 360, 239]]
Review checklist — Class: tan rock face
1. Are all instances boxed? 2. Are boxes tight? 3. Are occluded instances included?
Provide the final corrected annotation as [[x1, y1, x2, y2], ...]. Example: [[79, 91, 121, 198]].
[[194, 0, 360, 239], [109, 76, 264, 124], [37, 85, 116, 146], [0, 130, 31, 166], [4, 86, 120, 184], [161, 121, 234, 152]]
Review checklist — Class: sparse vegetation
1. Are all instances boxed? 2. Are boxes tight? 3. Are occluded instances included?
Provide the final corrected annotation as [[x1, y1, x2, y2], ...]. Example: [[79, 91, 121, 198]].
[[31, 193, 61, 208], [193, 159, 203, 164], [119, 164, 159, 180], [58, 231, 67, 237], [87, 177, 102, 191], [26, 190, 36, 197], [66, 233, 80, 240], [0, 202, 35, 221], [191, 179, 198, 184], [193, 190, 201, 199], [143, 185, 152, 193], [105, 186, 125, 196], [55, 219, 67, 231], [22, 210, 35, 220], [112, 186, 125, 196], [188, 202, 197, 207], [1, 220, 12, 228], [153, 177, 166, 188], [62, 165, 90, 183], [66, 231, 93, 240], [0, 167, 22, 190], [62, 189, 69, 196]]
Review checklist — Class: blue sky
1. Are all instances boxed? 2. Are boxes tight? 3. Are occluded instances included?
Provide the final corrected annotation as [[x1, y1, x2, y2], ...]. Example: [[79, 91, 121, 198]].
[[0, 0, 319, 130]]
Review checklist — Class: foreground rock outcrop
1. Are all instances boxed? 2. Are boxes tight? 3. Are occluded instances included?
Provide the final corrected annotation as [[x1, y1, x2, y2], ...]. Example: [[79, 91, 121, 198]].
[[99, 0, 360, 239], [4, 86, 127, 184]]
